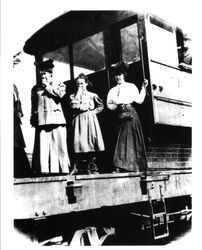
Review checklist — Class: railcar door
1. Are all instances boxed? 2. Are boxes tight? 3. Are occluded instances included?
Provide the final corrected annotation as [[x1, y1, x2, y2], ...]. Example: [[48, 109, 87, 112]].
[[102, 15, 151, 137], [144, 15, 192, 127]]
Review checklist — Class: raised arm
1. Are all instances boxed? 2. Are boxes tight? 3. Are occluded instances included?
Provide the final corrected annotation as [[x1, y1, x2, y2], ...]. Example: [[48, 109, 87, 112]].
[[45, 82, 66, 98], [133, 79, 148, 104]]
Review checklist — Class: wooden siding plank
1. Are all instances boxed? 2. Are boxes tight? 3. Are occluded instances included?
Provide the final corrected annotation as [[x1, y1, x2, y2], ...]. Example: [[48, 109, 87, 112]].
[[14, 172, 191, 219]]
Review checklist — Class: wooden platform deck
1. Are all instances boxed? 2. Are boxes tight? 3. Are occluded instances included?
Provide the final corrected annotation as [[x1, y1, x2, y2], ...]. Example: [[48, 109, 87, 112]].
[[14, 170, 191, 220]]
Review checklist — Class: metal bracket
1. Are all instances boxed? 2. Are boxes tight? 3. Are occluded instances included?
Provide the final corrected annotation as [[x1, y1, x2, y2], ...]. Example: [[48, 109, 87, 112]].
[[66, 181, 83, 204], [140, 174, 170, 195]]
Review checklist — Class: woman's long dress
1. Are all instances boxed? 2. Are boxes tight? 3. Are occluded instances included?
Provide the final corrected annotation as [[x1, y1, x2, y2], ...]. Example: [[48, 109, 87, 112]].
[[107, 81, 147, 172], [70, 91, 105, 153]]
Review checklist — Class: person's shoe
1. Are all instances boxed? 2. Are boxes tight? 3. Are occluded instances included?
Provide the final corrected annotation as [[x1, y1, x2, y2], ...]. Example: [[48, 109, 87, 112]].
[[112, 168, 120, 174], [87, 162, 99, 174]]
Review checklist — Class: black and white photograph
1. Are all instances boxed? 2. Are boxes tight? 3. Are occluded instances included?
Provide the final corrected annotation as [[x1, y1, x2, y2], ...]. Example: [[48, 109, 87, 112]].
[[1, 0, 199, 248]]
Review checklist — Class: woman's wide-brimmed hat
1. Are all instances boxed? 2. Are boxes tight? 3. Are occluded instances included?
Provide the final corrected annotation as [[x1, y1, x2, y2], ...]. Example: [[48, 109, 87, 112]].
[[35, 59, 54, 72], [110, 61, 129, 75]]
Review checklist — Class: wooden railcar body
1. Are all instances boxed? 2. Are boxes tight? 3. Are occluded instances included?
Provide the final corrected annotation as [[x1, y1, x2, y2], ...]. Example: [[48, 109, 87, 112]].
[[15, 170, 191, 220], [14, 11, 192, 243]]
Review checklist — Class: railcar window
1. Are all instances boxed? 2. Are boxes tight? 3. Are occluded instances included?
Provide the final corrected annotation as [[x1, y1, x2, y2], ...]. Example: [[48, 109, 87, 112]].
[[149, 16, 173, 32], [120, 23, 140, 63], [147, 22, 178, 67], [73, 32, 105, 75], [176, 29, 192, 73], [44, 46, 71, 82]]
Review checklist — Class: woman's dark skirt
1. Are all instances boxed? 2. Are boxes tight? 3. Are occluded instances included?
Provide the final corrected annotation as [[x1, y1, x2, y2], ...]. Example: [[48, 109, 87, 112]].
[[113, 105, 147, 172]]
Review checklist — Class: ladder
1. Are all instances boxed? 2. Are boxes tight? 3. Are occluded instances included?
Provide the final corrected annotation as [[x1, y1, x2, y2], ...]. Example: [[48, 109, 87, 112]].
[[148, 185, 169, 240]]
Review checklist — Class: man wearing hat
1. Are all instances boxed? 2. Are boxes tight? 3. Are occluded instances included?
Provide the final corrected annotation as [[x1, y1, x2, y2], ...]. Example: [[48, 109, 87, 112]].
[[30, 59, 70, 174]]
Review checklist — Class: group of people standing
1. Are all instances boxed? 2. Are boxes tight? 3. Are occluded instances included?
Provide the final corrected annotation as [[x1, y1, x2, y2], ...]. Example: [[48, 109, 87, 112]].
[[14, 59, 148, 177]]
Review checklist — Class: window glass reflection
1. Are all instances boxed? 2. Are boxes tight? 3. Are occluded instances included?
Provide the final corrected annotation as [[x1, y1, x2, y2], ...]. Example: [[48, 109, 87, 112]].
[[73, 32, 105, 76], [44, 46, 71, 82], [121, 23, 140, 63]]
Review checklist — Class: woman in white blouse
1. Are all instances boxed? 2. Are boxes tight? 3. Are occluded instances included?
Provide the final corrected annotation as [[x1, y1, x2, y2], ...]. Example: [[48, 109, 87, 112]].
[[107, 61, 148, 173]]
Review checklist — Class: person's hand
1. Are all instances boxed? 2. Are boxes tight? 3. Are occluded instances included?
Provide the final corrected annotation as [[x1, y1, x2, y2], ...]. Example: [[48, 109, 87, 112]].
[[114, 100, 120, 105], [17, 112, 23, 119], [80, 107, 88, 111], [142, 79, 148, 88], [114, 98, 122, 105], [74, 89, 82, 99], [30, 113, 38, 127], [179, 63, 192, 72], [41, 79, 49, 88]]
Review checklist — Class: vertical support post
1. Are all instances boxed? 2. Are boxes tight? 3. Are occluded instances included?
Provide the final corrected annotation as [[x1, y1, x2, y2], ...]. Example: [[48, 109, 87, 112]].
[[34, 55, 43, 86], [68, 43, 74, 81]]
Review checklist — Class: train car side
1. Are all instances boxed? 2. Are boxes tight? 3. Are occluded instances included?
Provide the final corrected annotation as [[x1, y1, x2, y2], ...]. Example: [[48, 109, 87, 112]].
[[14, 11, 192, 244]]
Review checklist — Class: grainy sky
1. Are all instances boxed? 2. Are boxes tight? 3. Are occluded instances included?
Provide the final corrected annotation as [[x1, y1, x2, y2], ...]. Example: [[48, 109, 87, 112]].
[[3, 0, 194, 54], [1, 0, 196, 150]]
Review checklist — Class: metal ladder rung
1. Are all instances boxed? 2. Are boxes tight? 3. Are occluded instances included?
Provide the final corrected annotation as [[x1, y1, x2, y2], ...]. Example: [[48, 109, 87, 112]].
[[148, 185, 169, 240], [152, 212, 166, 217], [154, 233, 169, 240]]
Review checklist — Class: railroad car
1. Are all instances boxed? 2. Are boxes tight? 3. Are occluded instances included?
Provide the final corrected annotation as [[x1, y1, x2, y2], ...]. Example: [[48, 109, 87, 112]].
[[14, 10, 192, 245]]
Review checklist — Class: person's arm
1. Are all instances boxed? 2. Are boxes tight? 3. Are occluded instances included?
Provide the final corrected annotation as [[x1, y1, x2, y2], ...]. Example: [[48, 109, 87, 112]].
[[70, 93, 80, 109], [45, 81, 66, 98], [13, 84, 23, 120], [30, 87, 38, 127], [92, 94, 104, 114], [106, 89, 118, 110], [134, 79, 148, 104]]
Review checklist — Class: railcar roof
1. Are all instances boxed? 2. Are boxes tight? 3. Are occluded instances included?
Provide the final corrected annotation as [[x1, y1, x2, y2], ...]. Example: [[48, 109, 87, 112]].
[[23, 10, 136, 56]]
